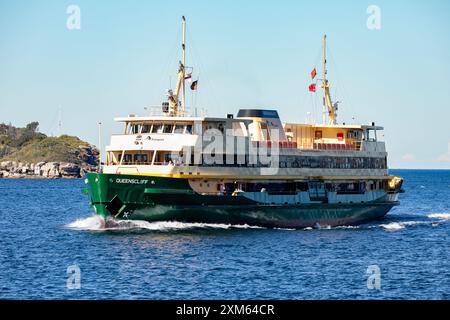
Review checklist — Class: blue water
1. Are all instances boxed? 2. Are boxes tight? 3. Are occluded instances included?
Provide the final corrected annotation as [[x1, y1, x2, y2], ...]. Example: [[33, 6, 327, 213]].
[[0, 170, 449, 299]]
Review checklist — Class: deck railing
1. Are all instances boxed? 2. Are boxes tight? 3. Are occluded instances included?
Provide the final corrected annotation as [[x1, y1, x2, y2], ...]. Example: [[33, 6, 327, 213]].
[[312, 143, 360, 151], [251, 141, 361, 151], [252, 141, 298, 149]]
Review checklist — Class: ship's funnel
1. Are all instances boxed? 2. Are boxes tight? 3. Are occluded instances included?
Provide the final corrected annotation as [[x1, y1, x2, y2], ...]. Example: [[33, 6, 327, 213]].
[[236, 109, 286, 142]]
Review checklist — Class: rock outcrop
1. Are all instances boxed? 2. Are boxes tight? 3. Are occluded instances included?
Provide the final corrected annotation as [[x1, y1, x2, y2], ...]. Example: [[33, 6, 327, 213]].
[[1, 122, 99, 178], [0, 160, 96, 178]]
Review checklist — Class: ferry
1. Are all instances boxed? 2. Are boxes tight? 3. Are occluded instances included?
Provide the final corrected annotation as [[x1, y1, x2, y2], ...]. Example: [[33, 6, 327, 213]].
[[85, 17, 403, 228]]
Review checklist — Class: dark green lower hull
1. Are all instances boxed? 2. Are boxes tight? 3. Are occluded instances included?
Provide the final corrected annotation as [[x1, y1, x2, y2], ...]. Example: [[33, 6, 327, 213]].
[[86, 172, 397, 228], [103, 203, 393, 228]]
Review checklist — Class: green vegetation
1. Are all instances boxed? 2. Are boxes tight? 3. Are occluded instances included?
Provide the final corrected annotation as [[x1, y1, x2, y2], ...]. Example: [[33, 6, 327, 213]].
[[0, 122, 98, 166]]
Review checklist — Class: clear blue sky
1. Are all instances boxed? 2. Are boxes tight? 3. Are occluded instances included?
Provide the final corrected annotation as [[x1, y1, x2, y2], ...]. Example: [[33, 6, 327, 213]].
[[1, 0, 449, 168]]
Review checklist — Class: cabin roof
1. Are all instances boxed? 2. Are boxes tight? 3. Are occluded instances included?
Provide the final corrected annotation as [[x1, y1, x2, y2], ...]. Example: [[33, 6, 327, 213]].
[[114, 115, 251, 124], [114, 115, 382, 130], [114, 116, 204, 122], [237, 109, 279, 118], [285, 123, 384, 130]]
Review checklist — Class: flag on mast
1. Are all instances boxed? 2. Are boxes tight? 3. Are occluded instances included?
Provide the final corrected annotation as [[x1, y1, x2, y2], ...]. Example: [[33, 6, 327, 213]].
[[311, 68, 317, 80], [190, 80, 198, 91], [184, 73, 192, 82], [308, 84, 316, 92]]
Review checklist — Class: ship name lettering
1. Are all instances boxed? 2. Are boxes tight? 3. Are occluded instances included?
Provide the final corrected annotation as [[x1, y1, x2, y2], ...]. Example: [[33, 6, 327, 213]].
[[115, 178, 148, 184]]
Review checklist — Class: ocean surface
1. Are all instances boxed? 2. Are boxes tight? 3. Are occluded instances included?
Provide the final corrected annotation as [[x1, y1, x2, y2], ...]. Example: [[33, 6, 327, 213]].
[[0, 169, 449, 300]]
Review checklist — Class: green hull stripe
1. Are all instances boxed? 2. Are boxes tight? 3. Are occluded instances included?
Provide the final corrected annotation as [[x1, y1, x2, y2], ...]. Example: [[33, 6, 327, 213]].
[[144, 188, 195, 194]]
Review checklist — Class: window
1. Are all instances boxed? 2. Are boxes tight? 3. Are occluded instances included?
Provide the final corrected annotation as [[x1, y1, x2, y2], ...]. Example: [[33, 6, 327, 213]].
[[123, 154, 133, 163], [163, 124, 174, 133], [174, 124, 185, 133], [134, 124, 142, 134], [218, 123, 225, 134], [315, 130, 322, 139], [127, 124, 141, 134], [134, 154, 149, 163], [186, 124, 193, 134], [336, 183, 365, 194], [153, 151, 176, 165], [141, 124, 152, 133], [347, 130, 362, 140], [367, 129, 377, 141], [152, 124, 163, 133]]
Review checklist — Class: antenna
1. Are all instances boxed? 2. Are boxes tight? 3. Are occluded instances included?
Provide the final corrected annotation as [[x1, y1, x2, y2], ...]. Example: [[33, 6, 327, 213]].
[[58, 107, 62, 137]]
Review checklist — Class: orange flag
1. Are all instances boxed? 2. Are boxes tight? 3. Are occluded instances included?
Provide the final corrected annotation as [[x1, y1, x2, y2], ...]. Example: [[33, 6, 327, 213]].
[[311, 68, 317, 80]]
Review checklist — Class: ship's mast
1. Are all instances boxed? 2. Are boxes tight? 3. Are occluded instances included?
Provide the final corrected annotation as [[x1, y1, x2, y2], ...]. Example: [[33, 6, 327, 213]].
[[322, 34, 337, 125], [322, 35, 327, 124], [182, 16, 186, 114], [166, 16, 187, 116]]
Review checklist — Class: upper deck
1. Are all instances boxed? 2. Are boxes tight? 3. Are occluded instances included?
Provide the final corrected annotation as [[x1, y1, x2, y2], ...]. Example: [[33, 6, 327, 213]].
[[108, 110, 384, 153], [284, 123, 383, 152], [101, 109, 387, 177]]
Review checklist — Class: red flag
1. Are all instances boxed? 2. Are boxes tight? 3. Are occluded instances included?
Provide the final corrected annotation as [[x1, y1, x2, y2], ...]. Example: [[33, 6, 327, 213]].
[[311, 68, 317, 80], [308, 84, 316, 92], [184, 73, 192, 81]]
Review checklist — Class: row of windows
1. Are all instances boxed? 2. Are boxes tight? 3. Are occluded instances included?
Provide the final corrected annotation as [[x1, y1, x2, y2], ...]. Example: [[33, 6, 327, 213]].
[[119, 153, 149, 163], [112, 151, 182, 166], [127, 123, 193, 135], [112, 151, 387, 170], [277, 156, 387, 169], [196, 155, 387, 170], [222, 181, 385, 196]]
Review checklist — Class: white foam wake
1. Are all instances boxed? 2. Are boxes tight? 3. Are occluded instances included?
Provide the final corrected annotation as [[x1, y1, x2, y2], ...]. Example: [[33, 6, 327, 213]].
[[379, 220, 439, 231], [109, 220, 265, 231], [427, 213, 450, 220], [380, 222, 406, 231], [65, 215, 265, 231], [306, 224, 359, 230], [379, 212, 450, 231], [66, 215, 105, 230], [66, 213, 450, 232]]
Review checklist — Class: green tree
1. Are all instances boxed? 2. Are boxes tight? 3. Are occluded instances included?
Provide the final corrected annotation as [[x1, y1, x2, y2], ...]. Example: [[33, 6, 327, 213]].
[[26, 121, 39, 133]]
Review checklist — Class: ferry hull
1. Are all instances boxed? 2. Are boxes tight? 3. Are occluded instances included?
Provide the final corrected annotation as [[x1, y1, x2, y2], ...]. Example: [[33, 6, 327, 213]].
[[85, 173, 398, 228]]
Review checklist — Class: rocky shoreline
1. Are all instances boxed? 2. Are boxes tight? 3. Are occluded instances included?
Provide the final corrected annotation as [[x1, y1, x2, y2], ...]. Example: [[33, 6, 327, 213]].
[[0, 161, 97, 179]]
